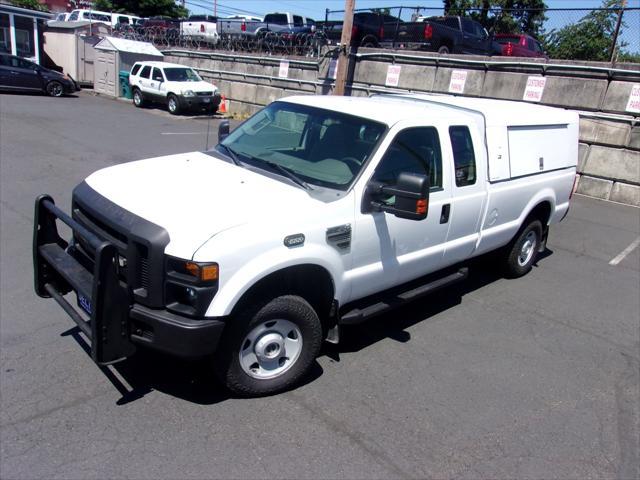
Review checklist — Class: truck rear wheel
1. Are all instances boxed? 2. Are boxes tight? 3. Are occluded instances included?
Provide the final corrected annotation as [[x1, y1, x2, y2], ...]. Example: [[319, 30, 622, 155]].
[[501, 220, 543, 278], [214, 295, 323, 397], [438, 45, 450, 54]]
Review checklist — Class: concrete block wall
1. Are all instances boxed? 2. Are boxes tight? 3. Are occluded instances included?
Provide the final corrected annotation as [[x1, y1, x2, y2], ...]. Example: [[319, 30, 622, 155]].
[[163, 50, 640, 206]]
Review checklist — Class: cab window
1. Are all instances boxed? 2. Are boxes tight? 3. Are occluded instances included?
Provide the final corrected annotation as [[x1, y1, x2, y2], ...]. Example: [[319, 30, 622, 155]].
[[449, 126, 476, 186], [373, 127, 443, 190], [152, 67, 164, 82], [139, 65, 152, 79]]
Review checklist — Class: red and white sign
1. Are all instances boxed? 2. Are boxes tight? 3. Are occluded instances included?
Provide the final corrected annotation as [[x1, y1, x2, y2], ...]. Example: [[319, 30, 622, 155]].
[[385, 64, 402, 87], [278, 60, 289, 79], [448, 70, 468, 94], [328, 59, 338, 80], [626, 84, 640, 113], [523, 76, 547, 102]]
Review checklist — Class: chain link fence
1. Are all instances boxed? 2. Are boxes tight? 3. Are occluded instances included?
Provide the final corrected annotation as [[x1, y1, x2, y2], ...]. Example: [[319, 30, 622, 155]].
[[111, 24, 328, 58], [110, 6, 639, 62]]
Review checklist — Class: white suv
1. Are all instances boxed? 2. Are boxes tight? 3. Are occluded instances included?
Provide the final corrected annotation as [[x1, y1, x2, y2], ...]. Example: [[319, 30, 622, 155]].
[[129, 61, 222, 115]]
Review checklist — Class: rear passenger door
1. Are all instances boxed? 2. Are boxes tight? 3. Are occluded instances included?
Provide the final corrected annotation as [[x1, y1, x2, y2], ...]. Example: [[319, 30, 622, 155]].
[[443, 125, 487, 263], [136, 64, 152, 94]]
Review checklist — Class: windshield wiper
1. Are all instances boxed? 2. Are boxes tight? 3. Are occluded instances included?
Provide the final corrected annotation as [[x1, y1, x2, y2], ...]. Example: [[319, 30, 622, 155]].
[[217, 144, 242, 166], [262, 161, 312, 190]]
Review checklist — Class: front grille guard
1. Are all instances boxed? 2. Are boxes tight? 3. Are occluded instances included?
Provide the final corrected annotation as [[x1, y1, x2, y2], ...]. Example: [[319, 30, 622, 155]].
[[33, 195, 136, 365]]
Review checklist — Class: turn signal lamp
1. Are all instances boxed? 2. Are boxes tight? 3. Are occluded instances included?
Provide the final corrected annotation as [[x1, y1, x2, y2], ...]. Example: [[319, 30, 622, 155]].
[[416, 199, 428, 215], [186, 262, 219, 281]]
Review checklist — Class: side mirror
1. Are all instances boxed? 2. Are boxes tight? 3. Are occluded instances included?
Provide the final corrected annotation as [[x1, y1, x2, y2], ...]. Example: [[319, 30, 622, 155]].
[[363, 172, 430, 220], [218, 120, 230, 143]]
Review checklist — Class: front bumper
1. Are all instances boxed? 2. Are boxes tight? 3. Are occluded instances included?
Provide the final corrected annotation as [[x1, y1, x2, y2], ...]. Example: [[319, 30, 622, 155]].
[[130, 304, 225, 357], [178, 92, 222, 111], [33, 195, 225, 364]]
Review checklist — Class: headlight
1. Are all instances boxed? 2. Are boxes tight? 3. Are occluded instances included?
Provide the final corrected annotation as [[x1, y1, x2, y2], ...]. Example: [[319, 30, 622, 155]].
[[164, 257, 219, 318], [183, 90, 195, 97]]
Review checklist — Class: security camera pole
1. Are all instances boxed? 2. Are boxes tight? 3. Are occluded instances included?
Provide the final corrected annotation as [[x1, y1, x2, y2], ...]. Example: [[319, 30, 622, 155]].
[[334, 0, 355, 96]]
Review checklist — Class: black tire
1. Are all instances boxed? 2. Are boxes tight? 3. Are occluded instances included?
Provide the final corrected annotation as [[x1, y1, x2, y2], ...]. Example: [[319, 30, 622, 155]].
[[46, 81, 64, 97], [360, 36, 378, 48], [501, 219, 543, 278], [438, 45, 450, 55], [214, 295, 323, 397], [167, 93, 180, 115], [132, 88, 146, 108]]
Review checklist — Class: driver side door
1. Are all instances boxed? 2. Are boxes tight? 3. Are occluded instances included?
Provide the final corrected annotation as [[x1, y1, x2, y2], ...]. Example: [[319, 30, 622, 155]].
[[348, 123, 453, 301]]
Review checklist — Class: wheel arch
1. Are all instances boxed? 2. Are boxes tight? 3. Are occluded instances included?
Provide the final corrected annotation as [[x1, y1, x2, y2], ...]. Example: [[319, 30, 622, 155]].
[[523, 199, 553, 227], [230, 264, 336, 325]]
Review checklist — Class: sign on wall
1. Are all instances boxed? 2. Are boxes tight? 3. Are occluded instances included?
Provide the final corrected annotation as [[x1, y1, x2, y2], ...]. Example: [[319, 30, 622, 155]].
[[278, 60, 289, 79], [385, 64, 402, 87], [523, 76, 547, 102], [626, 84, 640, 113], [448, 70, 468, 94]]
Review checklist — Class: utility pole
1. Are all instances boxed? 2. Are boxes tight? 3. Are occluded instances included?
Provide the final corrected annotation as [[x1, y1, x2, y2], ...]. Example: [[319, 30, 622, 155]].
[[334, 0, 355, 96], [214, 0, 217, 17]]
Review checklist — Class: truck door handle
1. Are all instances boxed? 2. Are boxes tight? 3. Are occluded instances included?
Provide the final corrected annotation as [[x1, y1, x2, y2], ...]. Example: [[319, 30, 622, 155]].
[[440, 204, 451, 224]]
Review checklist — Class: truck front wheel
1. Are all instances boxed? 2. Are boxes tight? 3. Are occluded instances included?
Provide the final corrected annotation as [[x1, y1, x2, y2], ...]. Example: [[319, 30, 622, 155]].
[[214, 295, 323, 396], [502, 220, 543, 278]]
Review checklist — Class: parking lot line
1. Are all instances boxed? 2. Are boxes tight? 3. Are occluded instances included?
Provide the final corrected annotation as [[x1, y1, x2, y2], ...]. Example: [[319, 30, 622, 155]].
[[609, 236, 640, 266]]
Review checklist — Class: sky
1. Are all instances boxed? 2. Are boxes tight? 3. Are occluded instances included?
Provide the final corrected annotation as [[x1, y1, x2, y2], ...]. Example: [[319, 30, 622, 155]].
[[186, 0, 640, 20]]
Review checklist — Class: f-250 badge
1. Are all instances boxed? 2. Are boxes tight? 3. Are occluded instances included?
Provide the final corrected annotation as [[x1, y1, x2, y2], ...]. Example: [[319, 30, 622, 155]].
[[284, 234, 305, 247]]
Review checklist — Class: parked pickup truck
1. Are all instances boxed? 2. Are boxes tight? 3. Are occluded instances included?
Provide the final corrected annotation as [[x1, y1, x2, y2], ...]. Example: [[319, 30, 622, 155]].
[[323, 11, 402, 48], [33, 94, 578, 396], [180, 15, 219, 45], [218, 12, 313, 38], [386, 15, 494, 55]]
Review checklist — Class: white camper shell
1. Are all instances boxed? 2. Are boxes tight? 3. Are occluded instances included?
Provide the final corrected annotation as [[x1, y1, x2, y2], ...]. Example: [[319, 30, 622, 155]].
[[380, 93, 579, 182]]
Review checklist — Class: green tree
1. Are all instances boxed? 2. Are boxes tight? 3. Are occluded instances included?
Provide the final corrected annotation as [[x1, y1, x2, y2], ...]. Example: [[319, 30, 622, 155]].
[[543, 0, 624, 61], [93, 0, 188, 18], [444, 0, 547, 37], [8, 0, 47, 12]]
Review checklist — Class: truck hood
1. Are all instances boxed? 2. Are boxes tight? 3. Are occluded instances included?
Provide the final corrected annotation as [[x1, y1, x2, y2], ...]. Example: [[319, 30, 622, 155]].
[[84, 151, 319, 257]]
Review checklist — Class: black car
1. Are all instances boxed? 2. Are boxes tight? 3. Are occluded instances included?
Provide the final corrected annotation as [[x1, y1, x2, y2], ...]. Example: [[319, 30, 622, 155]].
[[0, 54, 79, 97]]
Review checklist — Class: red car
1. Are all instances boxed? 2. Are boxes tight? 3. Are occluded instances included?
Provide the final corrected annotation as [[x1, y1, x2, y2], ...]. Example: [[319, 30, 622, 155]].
[[494, 33, 547, 58]]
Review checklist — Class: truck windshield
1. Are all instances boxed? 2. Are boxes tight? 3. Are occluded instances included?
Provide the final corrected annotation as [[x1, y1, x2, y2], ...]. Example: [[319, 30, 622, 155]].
[[218, 102, 386, 190], [163, 68, 201, 82]]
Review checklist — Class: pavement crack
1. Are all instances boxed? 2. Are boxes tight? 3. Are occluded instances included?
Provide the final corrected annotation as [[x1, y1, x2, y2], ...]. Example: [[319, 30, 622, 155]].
[[0, 389, 109, 429], [287, 391, 417, 479]]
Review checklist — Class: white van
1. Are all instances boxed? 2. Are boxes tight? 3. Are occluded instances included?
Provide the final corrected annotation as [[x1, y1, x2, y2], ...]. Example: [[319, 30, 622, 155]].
[[67, 9, 112, 26], [111, 13, 141, 28]]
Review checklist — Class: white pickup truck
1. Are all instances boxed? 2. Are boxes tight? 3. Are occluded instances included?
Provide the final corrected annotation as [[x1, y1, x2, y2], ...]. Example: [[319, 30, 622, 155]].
[[33, 94, 578, 396]]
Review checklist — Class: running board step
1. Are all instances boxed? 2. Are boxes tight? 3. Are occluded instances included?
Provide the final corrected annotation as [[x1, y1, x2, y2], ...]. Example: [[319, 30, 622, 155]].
[[339, 267, 468, 325]]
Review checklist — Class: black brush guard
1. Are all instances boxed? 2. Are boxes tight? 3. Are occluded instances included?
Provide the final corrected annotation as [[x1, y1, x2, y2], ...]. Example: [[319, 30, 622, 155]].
[[33, 195, 136, 364]]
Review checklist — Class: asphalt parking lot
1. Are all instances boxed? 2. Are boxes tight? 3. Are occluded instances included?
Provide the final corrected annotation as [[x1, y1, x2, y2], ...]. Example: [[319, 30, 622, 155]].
[[1, 91, 639, 479]]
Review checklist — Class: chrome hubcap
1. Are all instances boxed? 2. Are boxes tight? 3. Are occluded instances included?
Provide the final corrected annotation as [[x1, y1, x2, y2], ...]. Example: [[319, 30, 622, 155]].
[[239, 319, 302, 380], [518, 231, 537, 267]]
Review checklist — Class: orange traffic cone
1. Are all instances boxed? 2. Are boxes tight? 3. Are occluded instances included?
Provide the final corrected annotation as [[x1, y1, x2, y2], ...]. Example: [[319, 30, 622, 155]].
[[218, 94, 228, 115]]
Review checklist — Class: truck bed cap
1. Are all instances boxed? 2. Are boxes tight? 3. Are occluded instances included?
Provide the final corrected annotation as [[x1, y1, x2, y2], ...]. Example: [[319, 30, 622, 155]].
[[281, 94, 575, 128]]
